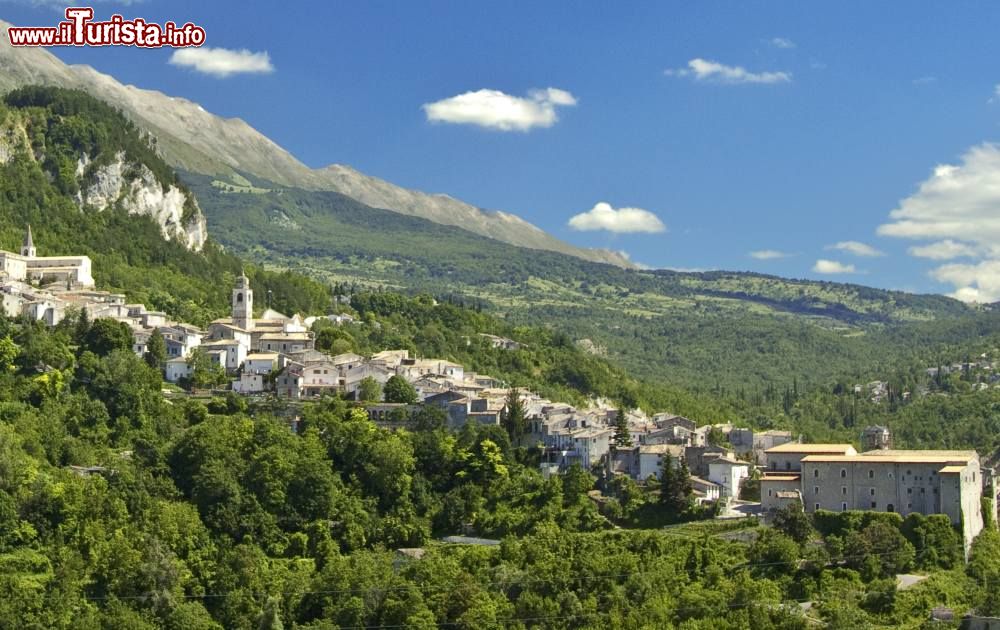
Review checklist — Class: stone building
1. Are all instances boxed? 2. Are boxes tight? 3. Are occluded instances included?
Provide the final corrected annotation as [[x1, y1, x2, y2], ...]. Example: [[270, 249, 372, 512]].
[[0, 226, 94, 287], [861, 425, 892, 451], [799, 450, 984, 552]]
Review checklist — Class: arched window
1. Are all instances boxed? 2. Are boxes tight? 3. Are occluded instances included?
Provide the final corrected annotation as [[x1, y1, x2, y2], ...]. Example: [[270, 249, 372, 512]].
[[236, 292, 244, 303], [840, 468, 847, 478]]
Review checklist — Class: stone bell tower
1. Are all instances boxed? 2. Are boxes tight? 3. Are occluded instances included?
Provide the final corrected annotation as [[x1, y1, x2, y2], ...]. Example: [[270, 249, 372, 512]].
[[233, 270, 254, 331], [21, 225, 36, 258]]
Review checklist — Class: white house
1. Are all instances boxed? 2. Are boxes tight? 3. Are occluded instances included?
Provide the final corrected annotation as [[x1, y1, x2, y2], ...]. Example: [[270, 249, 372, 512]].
[[637, 444, 686, 481], [707, 456, 750, 499], [232, 372, 267, 394], [201, 339, 247, 371], [691, 477, 722, 503], [243, 353, 278, 375], [165, 357, 191, 383]]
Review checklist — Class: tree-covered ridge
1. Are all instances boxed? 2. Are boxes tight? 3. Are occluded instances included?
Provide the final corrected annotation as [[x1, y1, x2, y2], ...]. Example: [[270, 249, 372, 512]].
[[3, 85, 188, 201], [2, 311, 999, 628], [185, 171, 1000, 391], [0, 87, 334, 325]]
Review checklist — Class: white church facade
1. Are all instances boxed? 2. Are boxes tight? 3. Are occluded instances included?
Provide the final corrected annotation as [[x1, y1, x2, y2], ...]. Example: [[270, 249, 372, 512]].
[[0, 226, 95, 288]]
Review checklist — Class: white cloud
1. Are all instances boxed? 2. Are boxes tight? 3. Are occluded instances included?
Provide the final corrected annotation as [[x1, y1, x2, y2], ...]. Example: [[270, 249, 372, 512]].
[[930, 260, 1000, 303], [169, 47, 274, 78], [422, 87, 577, 132], [749, 249, 792, 260], [770, 37, 796, 49], [568, 202, 666, 234], [665, 58, 791, 85], [825, 241, 886, 257], [812, 259, 856, 274], [908, 240, 979, 261], [878, 144, 1000, 248], [878, 143, 1000, 301]]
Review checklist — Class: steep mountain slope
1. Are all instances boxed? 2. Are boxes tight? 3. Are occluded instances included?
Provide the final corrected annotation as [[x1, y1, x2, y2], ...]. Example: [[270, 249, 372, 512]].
[[1, 86, 206, 250], [0, 87, 335, 325], [0, 21, 631, 267]]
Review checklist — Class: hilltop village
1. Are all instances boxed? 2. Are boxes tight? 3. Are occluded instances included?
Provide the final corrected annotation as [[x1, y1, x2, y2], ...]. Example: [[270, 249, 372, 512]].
[[1, 227, 993, 551]]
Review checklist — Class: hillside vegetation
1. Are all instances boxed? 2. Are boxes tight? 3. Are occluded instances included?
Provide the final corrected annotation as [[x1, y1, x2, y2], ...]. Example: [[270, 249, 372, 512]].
[[187, 172, 996, 393], [0, 87, 333, 325]]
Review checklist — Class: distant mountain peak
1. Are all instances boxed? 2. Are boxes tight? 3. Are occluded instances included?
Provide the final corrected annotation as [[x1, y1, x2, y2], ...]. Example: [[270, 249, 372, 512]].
[[0, 25, 633, 268]]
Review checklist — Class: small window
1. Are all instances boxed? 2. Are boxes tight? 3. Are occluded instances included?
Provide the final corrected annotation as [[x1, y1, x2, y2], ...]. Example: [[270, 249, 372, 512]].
[[871, 501, 877, 509], [868, 470, 874, 479], [842, 486, 847, 495], [840, 469, 847, 478], [768, 489, 773, 497], [888, 472, 894, 480], [814, 503, 821, 511], [921, 488, 925, 494], [870, 488, 876, 496], [841, 502, 848, 511], [906, 469, 912, 476], [236, 292, 243, 303], [887, 504, 895, 513], [907, 488, 912, 495], [814, 486, 819, 495]]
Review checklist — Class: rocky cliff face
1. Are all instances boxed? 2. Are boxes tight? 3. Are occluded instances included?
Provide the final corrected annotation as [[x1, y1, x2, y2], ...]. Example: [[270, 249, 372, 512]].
[[0, 103, 207, 251], [0, 21, 631, 268], [76, 152, 207, 251]]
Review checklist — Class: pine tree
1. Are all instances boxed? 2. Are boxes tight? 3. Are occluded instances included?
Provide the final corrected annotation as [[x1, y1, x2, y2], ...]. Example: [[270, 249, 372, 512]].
[[613, 408, 632, 448], [74, 307, 90, 345], [144, 328, 166, 369], [660, 453, 693, 513], [502, 387, 526, 444]]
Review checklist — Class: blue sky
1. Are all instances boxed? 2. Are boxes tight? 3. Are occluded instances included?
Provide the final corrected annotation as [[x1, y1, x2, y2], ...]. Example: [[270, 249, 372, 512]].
[[5, 1, 1000, 300]]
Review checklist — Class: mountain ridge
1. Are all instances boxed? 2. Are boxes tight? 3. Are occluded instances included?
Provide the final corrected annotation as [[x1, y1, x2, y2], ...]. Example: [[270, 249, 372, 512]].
[[0, 21, 633, 268]]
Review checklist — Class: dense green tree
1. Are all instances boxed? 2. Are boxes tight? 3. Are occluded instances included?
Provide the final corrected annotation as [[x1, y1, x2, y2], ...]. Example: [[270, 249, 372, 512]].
[[83, 318, 134, 357], [144, 328, 167, 369], [773, 504, 814, 544], [384, 375, 418, 404], [612, 409, 632, 448], [844, 521, 915, 579], [186, 348, 227, 389], [659, 454, 693, 513], [501, 387, 526, 444], [357, 376, 383, 402]]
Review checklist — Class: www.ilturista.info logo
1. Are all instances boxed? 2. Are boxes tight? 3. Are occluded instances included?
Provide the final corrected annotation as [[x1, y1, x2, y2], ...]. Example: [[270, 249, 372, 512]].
[[7, 7, 206, 48]]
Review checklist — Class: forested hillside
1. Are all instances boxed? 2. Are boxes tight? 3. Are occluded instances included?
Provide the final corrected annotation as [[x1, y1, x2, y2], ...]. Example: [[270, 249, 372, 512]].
[[0, 87, 333, 325], [187, 172, 998, 392], [3, 299, 1000, 628], [4, 86, 1000, 628]]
